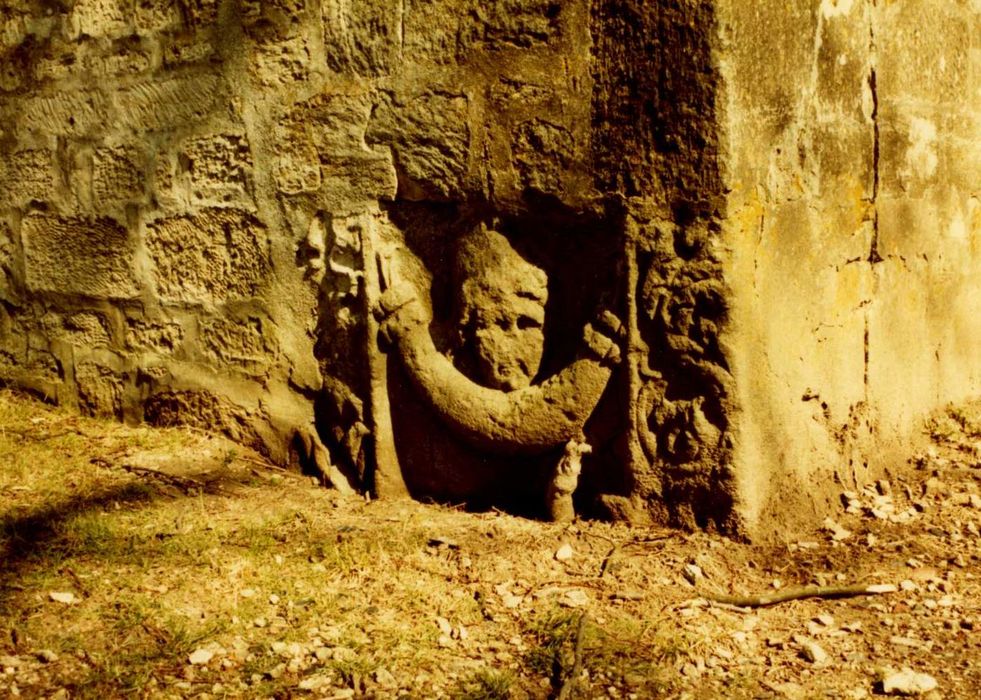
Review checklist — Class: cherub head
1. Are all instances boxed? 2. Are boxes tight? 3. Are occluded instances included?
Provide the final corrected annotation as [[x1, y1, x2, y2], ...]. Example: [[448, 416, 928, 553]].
[[453, 225, 548, 392]]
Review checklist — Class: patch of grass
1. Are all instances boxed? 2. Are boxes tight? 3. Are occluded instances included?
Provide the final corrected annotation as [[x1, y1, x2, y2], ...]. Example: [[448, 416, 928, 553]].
[[455, 668, 516, 700], [522, 607, 694, 696], [60, 511, 128, 557], [524, 608, 580, 678], [331, 654, 377, 688], [64, 602, 223, 698], [928, 400, 981, 443]]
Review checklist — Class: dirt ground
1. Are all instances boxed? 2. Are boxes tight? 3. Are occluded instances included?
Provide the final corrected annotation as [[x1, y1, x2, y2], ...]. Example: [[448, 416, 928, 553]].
[[1, 390, 979, 699]]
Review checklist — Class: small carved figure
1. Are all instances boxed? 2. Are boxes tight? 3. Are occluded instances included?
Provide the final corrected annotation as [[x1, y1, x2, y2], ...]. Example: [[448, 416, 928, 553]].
[[546, 435, 592, 522]]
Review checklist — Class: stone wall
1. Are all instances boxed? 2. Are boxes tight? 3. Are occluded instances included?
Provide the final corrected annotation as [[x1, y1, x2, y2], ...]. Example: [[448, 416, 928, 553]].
[[0, 0, 976, 537], [0, 0, 636, 488]]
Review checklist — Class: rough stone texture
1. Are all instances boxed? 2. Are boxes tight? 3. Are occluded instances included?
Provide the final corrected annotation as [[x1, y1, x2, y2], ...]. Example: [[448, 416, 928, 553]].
[[22, 215, 140, 299], [124, 317, 184, 354], [93, 145, 146, 209], [0, 0, 975, 537], [75, 362, 124, 418], [41, 312, 113, 349], [180, 132, 254, 206], [0, 150, 58, 207], [200, 315, 273, 374], [115, 76, 226, 133], [145, 209, 270, 306]]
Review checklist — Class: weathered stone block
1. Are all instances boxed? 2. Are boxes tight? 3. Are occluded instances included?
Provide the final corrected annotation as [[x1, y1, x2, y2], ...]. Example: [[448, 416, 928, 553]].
[[242, 0, 306, 41], [276, 93, 397, 203], [41, 312, 113, 349], [512, 119, 575, 193], [84, 43, 152, 78], [162, 33, 218, 67], [34, 48, 83, 83], [0, 149, 57, 207], [76, 362, 124, 417], [292, 92, 373, 154], [125, 317, 185, 353], [93, 145, 146, 207], [180, 133, 253, 206], [134, 0, 182, 35], [458, 0, 562, 51], [275, 121, 322, 195], [22, 214, 140, 299], [200, 316, 272, 372], [366, 91, 470, 200], [151, 152, 180, 209], [68, 0, 130, 40], [318, 151, 398, 211], [145, 209, 270, 306], [144, 389, 261, 448], [323, 0, 400, 76], [19, 91, 110, 137], [115, 75, 224, 132], [403, 0, 562, 62], [250, 36, 310, 87], [138, 0, 217, 30]]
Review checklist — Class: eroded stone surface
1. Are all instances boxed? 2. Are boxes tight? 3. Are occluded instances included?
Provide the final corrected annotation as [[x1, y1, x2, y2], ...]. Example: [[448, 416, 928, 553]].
[[22, 215, 139, 299], [200, 316, 273, 373], [180, 133, 254, 206], [41, 312, 113, 349], [145, 209, 270, 306], [93, 145, 146, 208], [0, 150, 58, 207], [125, 317, 185, 354], [75, 362, 124, 418]]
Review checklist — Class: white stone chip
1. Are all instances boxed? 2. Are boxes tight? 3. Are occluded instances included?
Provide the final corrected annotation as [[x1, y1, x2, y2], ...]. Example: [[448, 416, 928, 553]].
[[560, 589, 589, 608], [188, 648, 214, 665], [793, 636, 829, 664], [881, 668, 938, 695]]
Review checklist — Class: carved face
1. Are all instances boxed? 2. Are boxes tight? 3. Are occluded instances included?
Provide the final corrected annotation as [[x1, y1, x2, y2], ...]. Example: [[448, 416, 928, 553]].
[[465, 285, 546, 391], [455, 228, 548, 392]]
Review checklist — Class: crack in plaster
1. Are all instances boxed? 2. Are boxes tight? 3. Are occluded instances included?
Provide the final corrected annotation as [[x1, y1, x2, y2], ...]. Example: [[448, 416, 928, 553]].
[[867, 0, 883, 265]]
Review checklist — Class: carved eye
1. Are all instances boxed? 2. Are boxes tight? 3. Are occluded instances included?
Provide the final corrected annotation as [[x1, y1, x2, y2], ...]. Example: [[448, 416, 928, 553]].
[[517, 315, 542, 331]]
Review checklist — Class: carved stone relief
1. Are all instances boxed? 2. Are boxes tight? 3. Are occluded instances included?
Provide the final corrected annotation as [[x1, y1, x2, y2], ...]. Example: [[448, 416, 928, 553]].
[[305, 203, 630, 519], [625, 209, 736, 530]]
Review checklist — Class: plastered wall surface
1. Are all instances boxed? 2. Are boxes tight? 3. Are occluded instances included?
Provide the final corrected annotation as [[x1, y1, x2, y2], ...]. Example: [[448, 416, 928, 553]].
[[0, 0, 976, 537], [718, 0, 981, 533]]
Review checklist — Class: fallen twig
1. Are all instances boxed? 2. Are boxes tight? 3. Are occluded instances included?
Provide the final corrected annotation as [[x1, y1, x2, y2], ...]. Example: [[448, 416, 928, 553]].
[[697, 583, 898, 608], [91, 457, 204, 493], [597, 533, 673, 578], [234, 454, 285, 471], [556, 612, 588, 700], [60, 567, 90, 598], [1, 427, 90, 441]]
